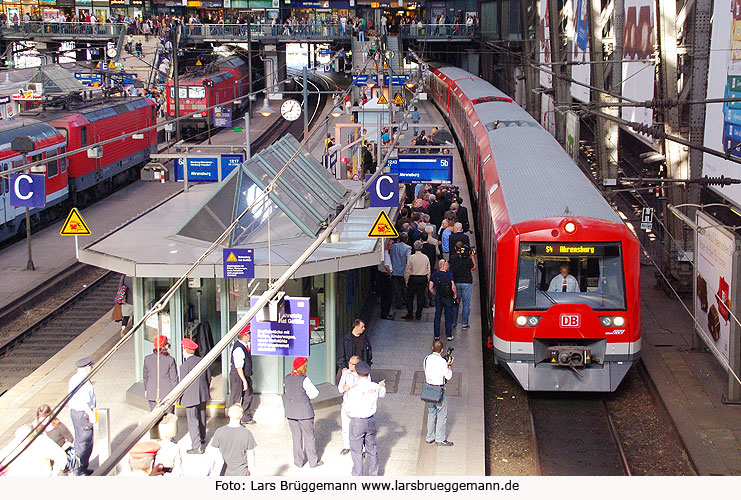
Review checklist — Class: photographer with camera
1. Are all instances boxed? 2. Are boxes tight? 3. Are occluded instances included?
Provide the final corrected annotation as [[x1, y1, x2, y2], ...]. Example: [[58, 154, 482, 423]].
[[423, 340, 454, 446], [449, 241, 476, 329]]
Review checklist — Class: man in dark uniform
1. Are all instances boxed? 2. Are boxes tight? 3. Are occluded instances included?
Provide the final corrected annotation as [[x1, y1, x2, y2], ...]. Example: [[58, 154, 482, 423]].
[[283, 357, 323, 468], [143, 335, 179, 411], [180, 338, 211, 454], [68, 356, 95, 475], [337, 319, 373, 374], [227, 326, 254, 425]]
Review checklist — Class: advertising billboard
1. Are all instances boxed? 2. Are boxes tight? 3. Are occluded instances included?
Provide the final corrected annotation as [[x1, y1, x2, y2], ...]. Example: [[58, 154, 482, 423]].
[[249, 297, 310, 357], [539, 0, 552, 89], [571, 0, 591, 103], [621, 0, 655, 131], [703, 0, 741, 206], [695, 211, 737, 364]]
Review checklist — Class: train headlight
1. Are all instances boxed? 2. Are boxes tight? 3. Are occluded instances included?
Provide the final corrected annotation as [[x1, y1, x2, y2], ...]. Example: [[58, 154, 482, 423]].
[[612, 316, 625, 327], [527, 316, 541, 326], [515, 315, 528, 327], [600, 316, 613, 327], [564, 221, 577, 234]]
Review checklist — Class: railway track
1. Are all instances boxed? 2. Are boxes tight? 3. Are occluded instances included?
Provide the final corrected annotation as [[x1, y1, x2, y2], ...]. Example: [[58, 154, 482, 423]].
[[528, 394, 631, 476], [0, 271, 117, 396]]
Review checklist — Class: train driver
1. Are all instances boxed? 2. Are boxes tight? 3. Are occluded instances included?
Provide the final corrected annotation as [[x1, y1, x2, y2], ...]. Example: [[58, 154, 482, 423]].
[[548, 264, 580, 293]]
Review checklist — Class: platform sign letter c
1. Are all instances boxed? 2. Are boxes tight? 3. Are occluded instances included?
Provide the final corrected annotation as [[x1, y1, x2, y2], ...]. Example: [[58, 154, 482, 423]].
[[9, 173, 45, 208], [376, 175, 394, 201], [14, 174, 33, 200], [368, 174, 399, 207]]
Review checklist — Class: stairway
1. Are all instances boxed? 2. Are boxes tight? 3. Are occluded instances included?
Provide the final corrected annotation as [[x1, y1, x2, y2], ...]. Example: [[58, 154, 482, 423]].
[[386, 35, 402, 73]]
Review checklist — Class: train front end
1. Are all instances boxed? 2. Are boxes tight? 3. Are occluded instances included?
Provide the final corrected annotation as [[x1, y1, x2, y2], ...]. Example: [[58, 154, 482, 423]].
[[493, 217, 641, 391]]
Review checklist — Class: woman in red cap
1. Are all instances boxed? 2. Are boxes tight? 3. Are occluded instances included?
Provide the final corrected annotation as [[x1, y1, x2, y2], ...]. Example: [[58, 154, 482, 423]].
[[282, 357, 323, 468], [142, 335, 179, 411]]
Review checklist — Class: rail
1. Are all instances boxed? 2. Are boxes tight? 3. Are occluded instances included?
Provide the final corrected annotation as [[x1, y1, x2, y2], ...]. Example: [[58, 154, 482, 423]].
[[1, 21, 127, 37]]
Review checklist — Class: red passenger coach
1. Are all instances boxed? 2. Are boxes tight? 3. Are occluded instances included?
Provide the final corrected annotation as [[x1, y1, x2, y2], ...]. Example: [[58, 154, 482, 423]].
[[429, 66, 640, 391]]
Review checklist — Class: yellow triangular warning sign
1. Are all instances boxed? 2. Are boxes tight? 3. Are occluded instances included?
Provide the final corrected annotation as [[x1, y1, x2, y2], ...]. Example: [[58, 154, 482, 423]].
[[393, 93, 404, 106], [60, 208, 91, 236], [368, 210, 399, 238], [226, 252, 238, 262], [377, 93, 389, 105]]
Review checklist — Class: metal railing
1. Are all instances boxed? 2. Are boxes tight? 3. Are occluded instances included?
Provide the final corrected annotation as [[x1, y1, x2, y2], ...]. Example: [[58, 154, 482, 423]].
[[1, 21, 128, 37]]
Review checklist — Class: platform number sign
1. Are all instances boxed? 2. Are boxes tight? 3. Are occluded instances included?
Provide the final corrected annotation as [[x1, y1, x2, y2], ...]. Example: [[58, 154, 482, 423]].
[[640, 208, 654, 231]]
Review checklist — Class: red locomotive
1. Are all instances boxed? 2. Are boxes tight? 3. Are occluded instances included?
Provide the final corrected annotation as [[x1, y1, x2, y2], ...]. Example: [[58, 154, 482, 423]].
[[166, 57, 249, 135], [0, 97, 157, 241], [429, 66, 640, 391]]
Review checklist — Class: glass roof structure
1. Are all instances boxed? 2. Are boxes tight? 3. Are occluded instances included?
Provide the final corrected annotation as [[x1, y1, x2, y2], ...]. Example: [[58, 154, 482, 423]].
[[173, 135, 349, 247]]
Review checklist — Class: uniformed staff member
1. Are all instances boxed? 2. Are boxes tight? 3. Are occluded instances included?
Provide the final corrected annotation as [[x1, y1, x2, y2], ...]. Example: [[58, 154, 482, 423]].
[[344, 361, 386, 476], [142, 335, 179, 411], [227, 327, 255, 425], [283, 357, 323, 468], [180, 338, 210, 454], [126, 442, 165, 476], [324, 133, 334, 153], [68, 356, 96, 476]]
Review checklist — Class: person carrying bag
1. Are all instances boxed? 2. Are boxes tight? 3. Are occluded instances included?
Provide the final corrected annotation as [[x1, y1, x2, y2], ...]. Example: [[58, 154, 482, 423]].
[[421, 340, 454, 446]]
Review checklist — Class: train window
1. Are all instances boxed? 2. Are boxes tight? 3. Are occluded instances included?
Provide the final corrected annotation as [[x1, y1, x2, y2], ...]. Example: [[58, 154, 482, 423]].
[[514, 242, 626, 311], [47, 159, 58, 178], [60, 147, 67, 173], [55, 127, 68, 140], [81, 126, 88, 147], [179, 87, 188, 99], [189, 87, 206, 99], [151, 106, 156, 122], [169, 87, 174, 99]]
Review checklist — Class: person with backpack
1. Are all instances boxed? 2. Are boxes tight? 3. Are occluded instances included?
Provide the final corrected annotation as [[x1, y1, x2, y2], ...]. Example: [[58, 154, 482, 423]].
[[429, 260, 457, 341]]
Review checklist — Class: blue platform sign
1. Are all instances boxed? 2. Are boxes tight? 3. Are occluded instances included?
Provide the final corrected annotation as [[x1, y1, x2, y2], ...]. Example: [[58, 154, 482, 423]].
[[74, 72, 103, 86], [9, 174, 45, 208], [319, 48, 331, 55], [387, 155, 453, 183], [175, 154, 244, 182], [223, 248, 254, 279], [575, 0, 589, 51], [383, 75, 409, 86], [367, 174, 399, 207], [250, 296, 310, 357], [352, 74, 377, 87], [214, 108, 232, 127]]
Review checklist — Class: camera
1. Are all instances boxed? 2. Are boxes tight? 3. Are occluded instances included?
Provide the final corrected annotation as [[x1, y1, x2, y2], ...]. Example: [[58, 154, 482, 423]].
[[444, 347, 454, 361]]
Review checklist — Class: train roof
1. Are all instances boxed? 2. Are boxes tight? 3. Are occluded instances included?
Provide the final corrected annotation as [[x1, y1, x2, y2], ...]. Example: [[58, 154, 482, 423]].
[[22, 96, 151, 124], [437, 66, 621, 226], [0, 119, 64, 151], [177, 71, 232, 85]]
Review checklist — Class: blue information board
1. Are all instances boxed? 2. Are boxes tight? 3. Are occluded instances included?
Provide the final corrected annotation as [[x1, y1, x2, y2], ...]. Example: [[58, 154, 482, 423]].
[[9, 173, 45, 208], [387, 155, 453, 183], [174, 154, 244, 182], [223, 248, 254, 279], [352, 74, 378, 87], [74, 72, 103, 86], [383, 75, 409, 86], [250, 297, 310, 357], [214, 108, 232, 127]]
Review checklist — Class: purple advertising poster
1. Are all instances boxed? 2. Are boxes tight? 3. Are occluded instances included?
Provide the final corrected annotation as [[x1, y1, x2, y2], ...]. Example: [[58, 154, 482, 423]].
[[250, 297, 310, 357]]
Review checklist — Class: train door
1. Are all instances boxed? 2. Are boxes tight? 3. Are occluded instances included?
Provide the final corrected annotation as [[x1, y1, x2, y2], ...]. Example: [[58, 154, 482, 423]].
[[0, 161, 9, 225]]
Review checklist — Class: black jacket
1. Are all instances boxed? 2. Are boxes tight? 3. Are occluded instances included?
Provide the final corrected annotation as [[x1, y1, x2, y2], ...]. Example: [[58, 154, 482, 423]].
[[180, 354, 211, 407], [337, 332, 372, 370]]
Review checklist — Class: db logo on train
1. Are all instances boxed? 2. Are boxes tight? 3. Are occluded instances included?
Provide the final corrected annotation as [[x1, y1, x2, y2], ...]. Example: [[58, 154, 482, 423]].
[[560, 314, 581, 328]]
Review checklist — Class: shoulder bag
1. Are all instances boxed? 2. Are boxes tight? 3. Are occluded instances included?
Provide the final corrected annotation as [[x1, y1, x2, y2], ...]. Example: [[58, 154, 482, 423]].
[[420, 355, 444, 404]]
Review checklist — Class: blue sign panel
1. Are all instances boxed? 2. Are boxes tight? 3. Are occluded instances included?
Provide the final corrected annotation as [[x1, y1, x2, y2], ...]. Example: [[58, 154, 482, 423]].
[[319, 48, 331, 55], [575, 0, 589, 51], [175, 154, 244, 182], [387, 155, 453, 183], [214, 108, 232, 127], [9, 174, 45, 208], [109, 72, 139, 86], [250, 297, 310, 357], [74, 72, 103, 86], [352, 74, 377, 87], [223, 248, 254, 279], [383, 75, 409, 86], [367, 174, 399, 207]]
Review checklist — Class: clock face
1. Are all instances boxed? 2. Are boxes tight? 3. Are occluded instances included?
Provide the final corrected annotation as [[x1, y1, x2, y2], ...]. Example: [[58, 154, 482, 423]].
[[281, 99, 302, 121]]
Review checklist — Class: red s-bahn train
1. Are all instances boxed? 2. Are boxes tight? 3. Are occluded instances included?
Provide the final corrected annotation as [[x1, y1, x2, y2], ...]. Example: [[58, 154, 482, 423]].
[[0, 97, 157, 243], [166, 57, 249, 135], [429, 66, 640, 391]]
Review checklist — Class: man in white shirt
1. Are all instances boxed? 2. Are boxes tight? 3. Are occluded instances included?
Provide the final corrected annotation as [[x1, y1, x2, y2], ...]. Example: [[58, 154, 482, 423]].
[[423, 340, 453, 446], [344, 361, 385, 476], [68, 356, 96, 474], [548, 264, 580, 292], [337, 355, 363, 455]]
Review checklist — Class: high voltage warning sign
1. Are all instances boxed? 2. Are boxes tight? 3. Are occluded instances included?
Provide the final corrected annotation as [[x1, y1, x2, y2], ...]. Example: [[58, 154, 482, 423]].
[[368, 210, 399, 238], [60, 208, 91, 236], [393, 93, 404, 105], [377, 93, 389, 105]]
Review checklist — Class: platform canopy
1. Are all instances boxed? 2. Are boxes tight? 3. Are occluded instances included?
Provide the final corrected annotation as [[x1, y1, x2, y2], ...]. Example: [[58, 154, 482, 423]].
[[173, 135, 349, 247], [28, 66, 84, 95]]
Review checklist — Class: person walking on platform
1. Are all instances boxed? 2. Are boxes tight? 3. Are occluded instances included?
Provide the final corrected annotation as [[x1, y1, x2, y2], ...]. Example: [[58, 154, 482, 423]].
[[337, 319, 373, 374], [450, 242, 476, 329], [338, 355, 362, 454], [143, 335, 179, 411], [344, 361, 386, 475], [227, 327, 255, 425], [180, 338, 210, 454], [377, 240, 394, 320], [68, 356, 96, 475], [423, 340, 454, 446], [404, 240, 431, 320], [430, 260, 457, 341], [283, 357, 323, 468], [209, 405, 257, 476], [390, 233, 412, 310]]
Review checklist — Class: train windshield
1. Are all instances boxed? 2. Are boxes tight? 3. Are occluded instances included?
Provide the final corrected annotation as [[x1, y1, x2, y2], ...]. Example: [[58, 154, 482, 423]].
[[514, 242, 626, 311], [188, 87, 206, 99]]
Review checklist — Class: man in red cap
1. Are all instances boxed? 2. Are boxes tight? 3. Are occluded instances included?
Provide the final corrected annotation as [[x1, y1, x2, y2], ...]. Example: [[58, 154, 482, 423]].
[[179, 338, 210, 454], [125, 442, 164, 476], [143, 335, 179, 411], [227, 327, 254, 425], [282, 357, 323, 468]]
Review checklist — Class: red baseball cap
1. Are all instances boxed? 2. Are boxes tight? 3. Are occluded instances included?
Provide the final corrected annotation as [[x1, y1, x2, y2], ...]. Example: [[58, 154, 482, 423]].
[[153, 335, 169, 349], [130, 441, 161, 459], [292, 357, 308, 370], [182, 338, 198, 350]]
